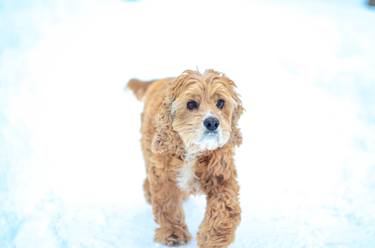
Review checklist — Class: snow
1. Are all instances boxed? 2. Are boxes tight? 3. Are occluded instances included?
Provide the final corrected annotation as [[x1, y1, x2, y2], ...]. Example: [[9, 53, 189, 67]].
[[1, 0, 375, 247]]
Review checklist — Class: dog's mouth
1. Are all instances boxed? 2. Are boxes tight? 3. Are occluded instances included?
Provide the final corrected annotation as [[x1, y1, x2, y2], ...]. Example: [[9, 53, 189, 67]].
[[194, 130, 223, 151], [204, 130, 219, 137]]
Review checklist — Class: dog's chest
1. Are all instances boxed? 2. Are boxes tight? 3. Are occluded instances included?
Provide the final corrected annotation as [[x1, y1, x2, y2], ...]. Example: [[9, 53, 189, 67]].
[[177, 157, 201, 193]]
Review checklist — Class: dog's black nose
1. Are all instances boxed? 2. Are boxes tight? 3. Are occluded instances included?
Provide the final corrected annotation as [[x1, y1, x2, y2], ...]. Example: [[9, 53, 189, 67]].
[[204, 117, 220, 131]]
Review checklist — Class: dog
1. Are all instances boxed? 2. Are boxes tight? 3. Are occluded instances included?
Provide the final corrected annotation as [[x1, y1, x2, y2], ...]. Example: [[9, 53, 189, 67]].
[[127, 69, 243, 248]]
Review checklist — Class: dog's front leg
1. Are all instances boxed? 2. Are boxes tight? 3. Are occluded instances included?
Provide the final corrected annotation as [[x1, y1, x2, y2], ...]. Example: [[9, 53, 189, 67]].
[[148, 163, 192, 246], [197, 153, 241, 248]]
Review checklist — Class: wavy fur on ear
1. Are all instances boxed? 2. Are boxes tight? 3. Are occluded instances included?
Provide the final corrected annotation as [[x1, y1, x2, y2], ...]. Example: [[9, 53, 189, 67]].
[[151, 80, 184, 156], [230, 92, 244, 146]]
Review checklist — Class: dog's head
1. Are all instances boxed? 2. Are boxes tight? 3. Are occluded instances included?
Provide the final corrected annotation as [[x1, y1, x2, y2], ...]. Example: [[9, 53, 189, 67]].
[[152, 69, 243, 155]]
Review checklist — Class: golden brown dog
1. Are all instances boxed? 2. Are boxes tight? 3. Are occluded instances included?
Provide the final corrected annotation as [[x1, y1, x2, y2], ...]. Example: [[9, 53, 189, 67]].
[[128, 69, 243, 248]]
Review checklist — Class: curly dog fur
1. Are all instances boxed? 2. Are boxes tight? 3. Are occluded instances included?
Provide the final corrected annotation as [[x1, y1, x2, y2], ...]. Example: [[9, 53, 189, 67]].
[[128, 69, 243, 247]]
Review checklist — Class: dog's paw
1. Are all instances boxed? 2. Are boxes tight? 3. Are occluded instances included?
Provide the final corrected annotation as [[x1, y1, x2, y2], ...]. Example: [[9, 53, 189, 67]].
[[154, 227, 192, 246]]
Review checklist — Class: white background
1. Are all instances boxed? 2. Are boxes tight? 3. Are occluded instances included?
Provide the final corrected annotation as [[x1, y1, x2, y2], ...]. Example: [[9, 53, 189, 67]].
[[1, 0, 375, 247]]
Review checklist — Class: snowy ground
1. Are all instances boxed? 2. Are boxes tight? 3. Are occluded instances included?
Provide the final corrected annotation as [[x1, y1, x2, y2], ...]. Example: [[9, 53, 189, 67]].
[[1, 0, 375, 247]]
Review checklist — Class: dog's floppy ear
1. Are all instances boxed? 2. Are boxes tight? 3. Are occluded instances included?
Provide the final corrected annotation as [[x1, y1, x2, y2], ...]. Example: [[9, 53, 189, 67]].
[[151, 80, 184, 156], [230, 89, 244, 147], [211, 71, 244, 147]]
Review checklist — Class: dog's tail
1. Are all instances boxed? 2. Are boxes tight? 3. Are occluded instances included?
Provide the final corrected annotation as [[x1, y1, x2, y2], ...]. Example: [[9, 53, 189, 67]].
[[127, 78, 154, 101]]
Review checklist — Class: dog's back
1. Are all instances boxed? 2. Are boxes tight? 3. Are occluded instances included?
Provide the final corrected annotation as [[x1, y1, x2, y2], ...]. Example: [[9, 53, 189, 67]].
[[127, 76, 173, 157]]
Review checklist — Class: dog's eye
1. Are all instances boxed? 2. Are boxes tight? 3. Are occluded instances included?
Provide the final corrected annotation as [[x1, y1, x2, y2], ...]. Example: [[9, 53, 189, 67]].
[[216, 99, 225, 109], [187, 100, 199, 110]]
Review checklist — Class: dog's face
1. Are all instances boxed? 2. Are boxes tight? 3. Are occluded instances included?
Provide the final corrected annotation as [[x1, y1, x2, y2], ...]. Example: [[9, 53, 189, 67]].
[[170, 70, 241, 153]]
